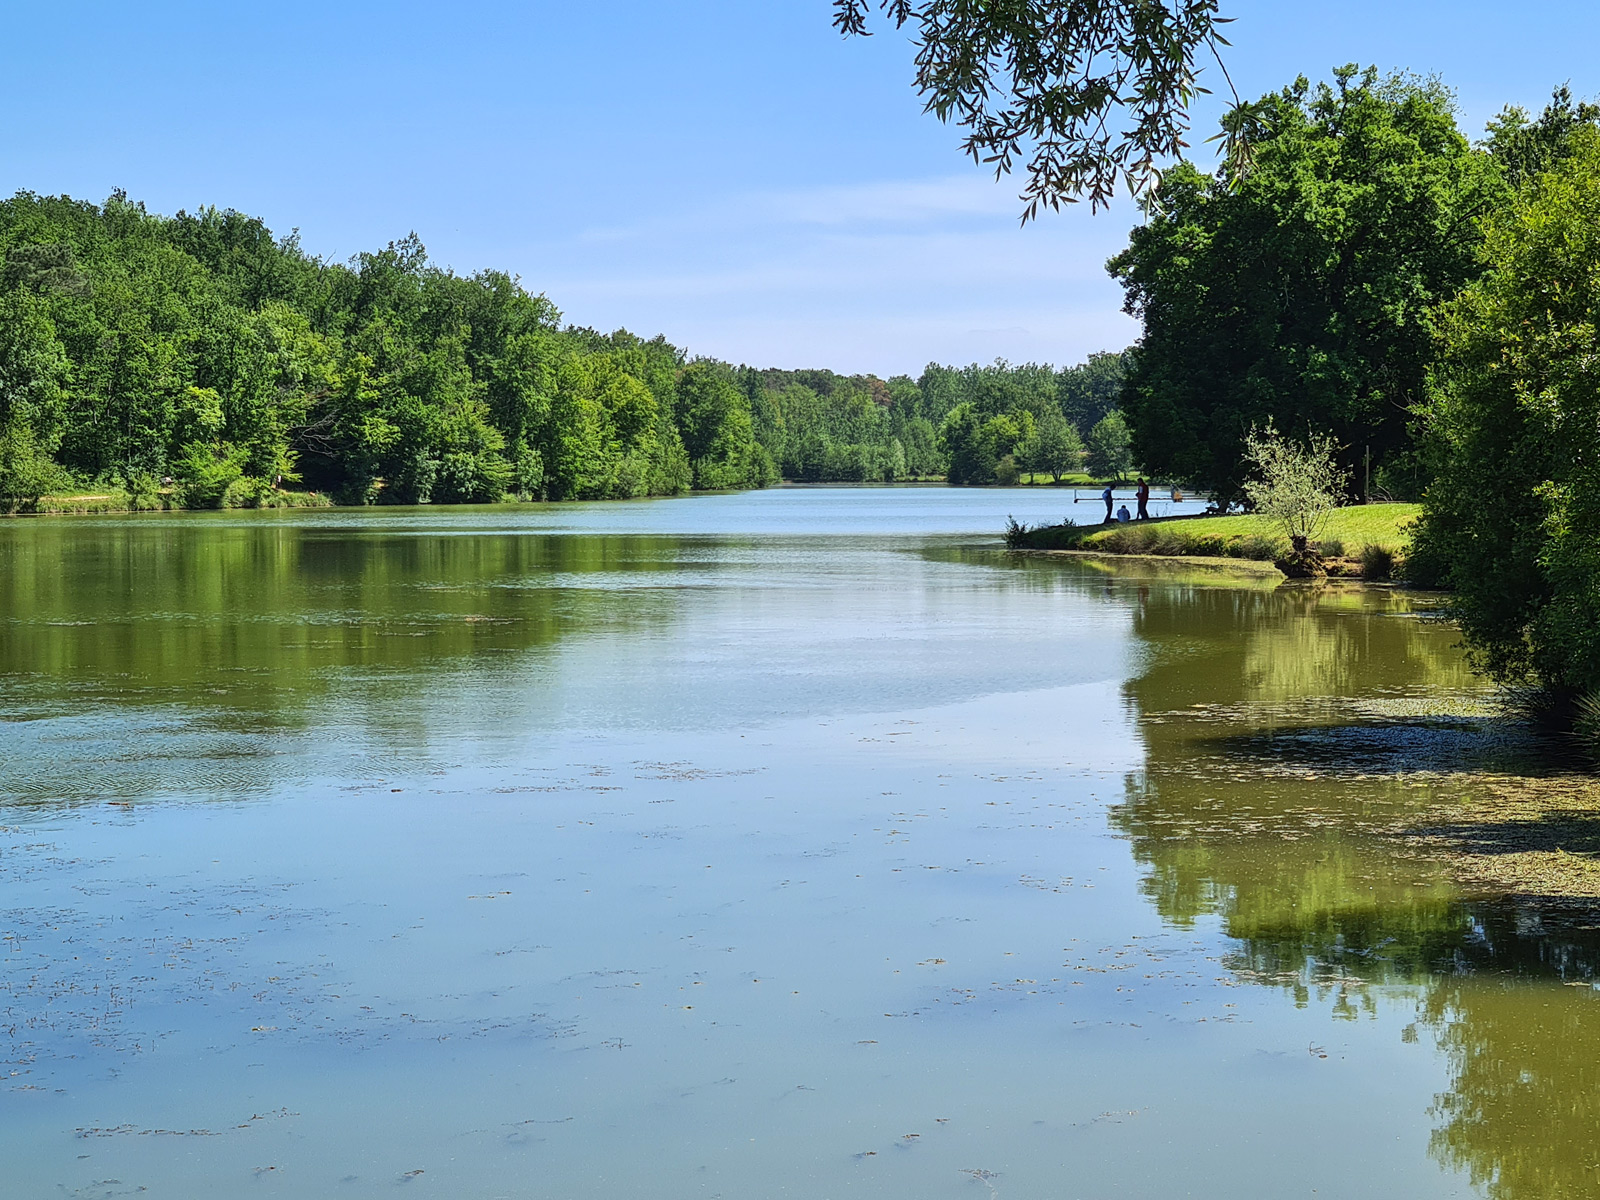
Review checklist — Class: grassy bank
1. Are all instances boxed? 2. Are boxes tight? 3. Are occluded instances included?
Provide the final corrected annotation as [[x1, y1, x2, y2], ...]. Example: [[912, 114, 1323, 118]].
[[6, 488, 333, 516], [1010, 503, 1420, 575]]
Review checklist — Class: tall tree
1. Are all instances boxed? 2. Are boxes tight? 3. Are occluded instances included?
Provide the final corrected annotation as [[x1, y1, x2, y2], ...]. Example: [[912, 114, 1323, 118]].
[[1110, 67, 1504, 501], [1085, 410, 1134, 480], [1413, 129, 1600, 710]]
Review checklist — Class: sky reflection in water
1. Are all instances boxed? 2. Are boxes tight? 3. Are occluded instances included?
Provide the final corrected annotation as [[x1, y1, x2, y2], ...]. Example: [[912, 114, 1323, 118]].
[[1, 487, 1594, 1199]]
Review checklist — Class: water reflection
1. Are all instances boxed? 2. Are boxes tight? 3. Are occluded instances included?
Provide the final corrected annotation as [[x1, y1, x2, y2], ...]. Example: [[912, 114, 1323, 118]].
[[7, 497, 1600, 1198], [1109, 577, 1600, 1199], [0, 518, 699, 803]]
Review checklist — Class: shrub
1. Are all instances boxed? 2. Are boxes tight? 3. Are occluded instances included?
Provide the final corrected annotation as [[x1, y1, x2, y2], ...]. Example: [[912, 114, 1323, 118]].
[[124, 472, 165, 511], [1151, 527, 1187, 555], [173, 442, 248, 509], [1317, 538, 1346, 558], [1242, 424, 1349, 545], [1231, 534, 1283, 561], [1575, 692, 1600, 760], [1360, 543, 1396, 580]]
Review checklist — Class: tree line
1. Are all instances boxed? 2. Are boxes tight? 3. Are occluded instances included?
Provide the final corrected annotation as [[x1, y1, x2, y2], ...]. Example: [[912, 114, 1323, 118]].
[[0, 189, 1131, 510], [1104, 66, 1600, 718]]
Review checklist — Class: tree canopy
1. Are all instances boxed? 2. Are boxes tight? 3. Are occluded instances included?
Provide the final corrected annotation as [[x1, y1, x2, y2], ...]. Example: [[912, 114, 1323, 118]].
[[1412, 129, 1600, 705], [834, 0, 1233, 217], [1110, 66, 1504, 502], [0, 189, 1134, 508]]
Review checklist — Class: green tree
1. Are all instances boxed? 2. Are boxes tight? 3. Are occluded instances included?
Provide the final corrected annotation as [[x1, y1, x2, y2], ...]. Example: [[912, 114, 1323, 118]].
[[676, 361, 770, 490], [0, 292, 70, 507], [1241, 424, 1346, 545], [1085, 411, 1134, 480], [1110, 67, 1503, 501], [1413, 129, 1600, 711], [1056, 350, 1128, 433], [1482, 85, 1600, 188], [833, 0, 1233, 216], [939, 403, 1032, 485], [1022, 405, 1084, 482]]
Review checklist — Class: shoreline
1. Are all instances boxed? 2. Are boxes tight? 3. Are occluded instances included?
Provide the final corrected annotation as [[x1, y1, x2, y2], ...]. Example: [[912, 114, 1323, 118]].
[[1014, 546, 1284, 575]]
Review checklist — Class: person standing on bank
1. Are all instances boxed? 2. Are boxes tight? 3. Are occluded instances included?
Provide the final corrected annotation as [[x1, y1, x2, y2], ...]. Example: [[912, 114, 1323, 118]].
[[1101, 483, 1114, 523], [1136, 478, 1151, 520]]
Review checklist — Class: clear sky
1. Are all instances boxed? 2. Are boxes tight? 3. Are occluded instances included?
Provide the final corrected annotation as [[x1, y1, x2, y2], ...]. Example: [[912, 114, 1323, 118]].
[[4, 1, 1598, 376]]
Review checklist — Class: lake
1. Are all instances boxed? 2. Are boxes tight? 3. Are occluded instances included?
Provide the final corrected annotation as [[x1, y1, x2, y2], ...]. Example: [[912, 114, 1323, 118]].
[[1, 485, 1593, 1199]]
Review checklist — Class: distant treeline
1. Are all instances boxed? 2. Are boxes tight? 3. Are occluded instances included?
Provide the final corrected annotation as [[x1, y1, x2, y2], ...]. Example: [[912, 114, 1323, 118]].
[[0, 190, 1128, 509]]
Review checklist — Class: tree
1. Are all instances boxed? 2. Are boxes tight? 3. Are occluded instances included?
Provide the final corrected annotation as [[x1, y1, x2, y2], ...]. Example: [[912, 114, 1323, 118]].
[[1110, 67, 1504, 502], [675, 361, 771, 491], [1412, 129, 1600, 712], [1023, 405, 1084, 482], [1482, 85, 1600, 188], [1056, 350, 1128, 432], [939, 402, 1033, 485], [1085, 411, 1133, 479], [834, 0, 1234, 216], [0, 292, 69, 508], [1241, 423, 1347, 575]]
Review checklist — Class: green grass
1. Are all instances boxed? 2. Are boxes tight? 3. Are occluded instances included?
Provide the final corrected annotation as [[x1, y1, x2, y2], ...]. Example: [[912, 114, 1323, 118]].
[[7, 488, 333, 516], [1012, 502, 1421, 566], [1015, 472, 1118, 487]]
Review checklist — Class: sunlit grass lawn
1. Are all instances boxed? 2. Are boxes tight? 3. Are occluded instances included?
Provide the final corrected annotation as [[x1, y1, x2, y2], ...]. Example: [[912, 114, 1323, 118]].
[[1017, 502, 1421, 561]]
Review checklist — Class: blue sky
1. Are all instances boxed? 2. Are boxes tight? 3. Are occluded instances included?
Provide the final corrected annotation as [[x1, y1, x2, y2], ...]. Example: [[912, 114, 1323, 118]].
[[5, 1, 1598, 375]]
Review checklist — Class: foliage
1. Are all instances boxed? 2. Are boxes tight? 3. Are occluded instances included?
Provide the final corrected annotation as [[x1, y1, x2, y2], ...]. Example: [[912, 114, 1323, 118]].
[[0, 192, 768, 508], [1482, 85, 1600, 188], [1110, 67, 1504, 502], [1359, 543, 1395, 581], [1413, 130, 1600, 706], [833, 0, 1233, 216], [918, 356, 1124, 485], [0, 189, 1147, 509], [677, 361, 770, 490], [0, 290, 69, 507], [738, 367, 904, 482], [1001, 514, 1031, 549], [1012, 503, 1419, 562], [1056, 350, 1129, 432], [1240, 423, 1348, 545], [1022, 405, 1085, 482], [1085, 410, 1134, 480], [939, 402, 1036, 485], [173, 440, 249, 509]]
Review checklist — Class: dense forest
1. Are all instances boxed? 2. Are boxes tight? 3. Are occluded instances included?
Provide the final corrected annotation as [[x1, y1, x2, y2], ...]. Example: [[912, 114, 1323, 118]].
[[0, 190, 1127, 509]]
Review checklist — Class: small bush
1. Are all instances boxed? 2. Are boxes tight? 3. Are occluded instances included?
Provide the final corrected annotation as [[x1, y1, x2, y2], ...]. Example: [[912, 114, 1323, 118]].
[[1150, 527, 1187, 556], [222, 476, 269, 508], [1574, 692, 1600, 760], [1360, 543, 1395, 580], [1231, 534, 1282, 561], [1317, 538, 1346, 558], [174, 441, 248, 508], [124, 473, 165, 511]]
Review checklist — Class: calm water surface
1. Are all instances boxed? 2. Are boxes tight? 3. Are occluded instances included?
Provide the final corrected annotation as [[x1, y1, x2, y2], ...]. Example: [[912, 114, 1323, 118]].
[[1, 487, 1593, 1199]]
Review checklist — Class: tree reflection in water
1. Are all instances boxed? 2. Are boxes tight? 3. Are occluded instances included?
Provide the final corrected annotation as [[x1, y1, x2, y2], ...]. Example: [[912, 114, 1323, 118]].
[[1107, 573, 1600, 1200]]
